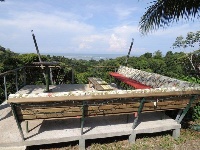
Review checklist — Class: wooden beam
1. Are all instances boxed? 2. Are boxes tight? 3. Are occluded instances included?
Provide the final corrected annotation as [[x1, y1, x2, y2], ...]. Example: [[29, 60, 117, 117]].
[[8, 90, 200, 103]]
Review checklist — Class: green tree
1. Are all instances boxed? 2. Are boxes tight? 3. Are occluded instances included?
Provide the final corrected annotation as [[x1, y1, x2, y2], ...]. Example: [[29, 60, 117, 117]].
[[164, 51, 185, 78], [141, 52, 152, 59], [149, 58, 167, 74], [153, 50, 162, 59], [172, 31, 200, 77]]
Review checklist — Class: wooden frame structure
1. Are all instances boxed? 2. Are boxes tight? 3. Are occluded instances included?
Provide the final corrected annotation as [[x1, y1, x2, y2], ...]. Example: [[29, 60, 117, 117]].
[[8, 90, 200, 140], [5, 65, 200, 144]]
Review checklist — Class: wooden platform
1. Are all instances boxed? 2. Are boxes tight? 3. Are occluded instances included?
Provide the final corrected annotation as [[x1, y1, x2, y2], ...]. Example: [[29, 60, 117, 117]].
[[4, 84, 198, 149], [0, 101, 181, 149]]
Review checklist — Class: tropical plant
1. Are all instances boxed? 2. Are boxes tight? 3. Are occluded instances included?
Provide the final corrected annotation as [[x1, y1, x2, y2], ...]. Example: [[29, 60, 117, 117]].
[[139, 0, 200, 34], [172, 31, 200, 78]]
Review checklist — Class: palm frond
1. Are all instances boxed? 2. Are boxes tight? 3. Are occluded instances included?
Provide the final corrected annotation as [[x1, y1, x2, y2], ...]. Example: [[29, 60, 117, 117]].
[[139, 0, 200, 34]]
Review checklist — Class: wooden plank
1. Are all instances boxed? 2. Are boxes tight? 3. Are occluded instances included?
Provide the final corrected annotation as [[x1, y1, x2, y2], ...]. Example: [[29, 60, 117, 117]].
[[17, 107, 82, 115], [18, 102, 197, 121], [8, 90, 200, 103], [157, 104, 188, 110], [18, 102, 83, 109], [19, 111, 82, 120], [86, 107, 155, 116], [88, 77, 112, 91], [157, 99, 189, 106]]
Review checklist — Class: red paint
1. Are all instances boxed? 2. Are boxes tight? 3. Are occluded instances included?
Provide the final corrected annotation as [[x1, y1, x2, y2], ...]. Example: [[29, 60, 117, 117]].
[[109, 72, 151, 89]]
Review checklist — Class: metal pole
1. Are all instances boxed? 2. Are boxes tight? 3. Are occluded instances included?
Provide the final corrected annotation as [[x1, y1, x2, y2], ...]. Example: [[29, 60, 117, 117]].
[[31, 30, 45, 78], [15, 71, 19, 92], [23, 67, 26, 86], [132, 98, 145, 129], [177, 95, 196, 123], [50, 68, 53, 84], [3, 76, 7, 100], [45, 66, 50, 92], [72, 67, 74, 84], [125, 38, 134, 66], [31, 30, 42, 63], [10, 103, 24, 140], [81, 101, 85, 135]]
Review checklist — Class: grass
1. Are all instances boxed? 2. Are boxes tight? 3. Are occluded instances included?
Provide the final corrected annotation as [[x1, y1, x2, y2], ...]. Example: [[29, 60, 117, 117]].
[[28, 128, 200, 150]]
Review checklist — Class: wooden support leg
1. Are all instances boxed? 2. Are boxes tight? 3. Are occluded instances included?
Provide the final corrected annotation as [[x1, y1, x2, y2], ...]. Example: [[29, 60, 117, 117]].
[[10, 103, 25, 140], [132, 98, 145, 129], [177, 95, 196, 124]]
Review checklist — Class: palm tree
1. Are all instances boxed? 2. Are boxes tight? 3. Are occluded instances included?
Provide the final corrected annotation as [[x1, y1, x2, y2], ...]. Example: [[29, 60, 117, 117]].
[[139, 0, 200, 34]]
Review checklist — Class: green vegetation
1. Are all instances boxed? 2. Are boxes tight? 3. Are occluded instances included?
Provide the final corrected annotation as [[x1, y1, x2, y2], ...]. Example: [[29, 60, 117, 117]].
[[0, 30, 200, 149], [0, 34, 200, 120]]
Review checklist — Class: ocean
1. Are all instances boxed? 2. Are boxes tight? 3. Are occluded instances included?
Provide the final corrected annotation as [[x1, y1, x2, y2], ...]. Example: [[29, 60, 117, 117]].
[[42, 53, 129, 61]]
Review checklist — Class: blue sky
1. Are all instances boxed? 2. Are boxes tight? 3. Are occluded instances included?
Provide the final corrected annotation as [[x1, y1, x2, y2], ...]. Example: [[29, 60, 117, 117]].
[[0, 0, 199, 56]]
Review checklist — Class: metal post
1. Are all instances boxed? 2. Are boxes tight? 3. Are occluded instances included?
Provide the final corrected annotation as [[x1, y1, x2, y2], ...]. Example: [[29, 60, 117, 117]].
[[50, 68, 53, 85], [15, 71, 19, 92], [10, 103, 24, 140], [3, 76, 7, 100], [132, 98, 145, 129], [23, 67, 26, 86], [125, 38, 134, 66], [177, 95, 196, 123], [72, 67, 74, 84], [26, 121, 28, 133], [81, 101, 85, 135], [44, 66, 50, 92], [175, 109, 183, 122]]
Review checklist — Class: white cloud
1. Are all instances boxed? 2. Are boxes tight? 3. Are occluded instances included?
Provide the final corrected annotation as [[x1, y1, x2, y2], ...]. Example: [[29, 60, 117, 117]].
[[0, 11, 94, 33], [114, 5, 138, 20], [0, 0, 199, 56], [78, 34, 107, 50], [108, 25, 138, 52], [109, 34, 127, 51]]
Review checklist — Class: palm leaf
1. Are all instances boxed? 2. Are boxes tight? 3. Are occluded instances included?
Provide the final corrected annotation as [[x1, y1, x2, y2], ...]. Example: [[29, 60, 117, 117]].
[[140, 0, 200, 34]]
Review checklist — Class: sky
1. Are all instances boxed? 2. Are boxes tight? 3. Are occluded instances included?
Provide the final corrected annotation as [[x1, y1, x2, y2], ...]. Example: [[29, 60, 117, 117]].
[[0, 0, 199, 56]]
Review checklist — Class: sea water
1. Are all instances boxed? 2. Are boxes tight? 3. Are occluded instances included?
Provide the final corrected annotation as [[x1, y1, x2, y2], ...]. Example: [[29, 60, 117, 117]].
[[42, 53, 128, 61]]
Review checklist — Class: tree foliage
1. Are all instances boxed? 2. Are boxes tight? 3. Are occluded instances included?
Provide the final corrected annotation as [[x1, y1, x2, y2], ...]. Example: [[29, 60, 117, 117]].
[[0, 42, 200, 119], [140, 0, 200, 34], [172, 31, 200, 78]]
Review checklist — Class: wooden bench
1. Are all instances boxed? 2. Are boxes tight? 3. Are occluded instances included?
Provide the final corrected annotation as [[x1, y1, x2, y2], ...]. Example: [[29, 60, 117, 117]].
[[8, 89, 200, 141], [109, 72, 151, 89], [88, 77, 113, 91]]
